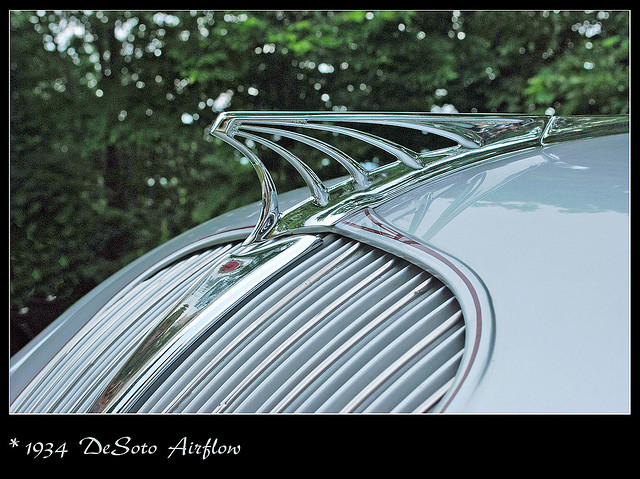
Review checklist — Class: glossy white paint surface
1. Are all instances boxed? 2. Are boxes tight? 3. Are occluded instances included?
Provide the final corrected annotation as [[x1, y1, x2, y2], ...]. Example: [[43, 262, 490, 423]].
[[375, 134, 629, 412]]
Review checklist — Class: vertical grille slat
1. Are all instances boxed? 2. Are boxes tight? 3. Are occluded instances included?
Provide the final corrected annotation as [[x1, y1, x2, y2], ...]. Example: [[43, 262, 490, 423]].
[[341, 308, 463, 413], [293, 285, 453, 412], [356, 314, 465, 413], [389, 339, 465, 413], [11, 234, 466, 414]]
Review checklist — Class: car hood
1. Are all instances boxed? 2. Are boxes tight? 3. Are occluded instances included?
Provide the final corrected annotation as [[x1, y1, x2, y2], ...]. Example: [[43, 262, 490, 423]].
[[374, 133, 629, 412]]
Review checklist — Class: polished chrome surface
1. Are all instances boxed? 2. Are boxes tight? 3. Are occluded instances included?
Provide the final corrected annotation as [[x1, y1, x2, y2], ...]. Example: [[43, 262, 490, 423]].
[[89, 234, 322, 412], [10, 242, 243, 413], [269, 275, 435, 412], [542, 115, 629, 145], [136, 234, 464, 414], [11, 234, 466, 413], [162, 240, 361, 413], [211, 111, 628, 244], [211, 254, 397, 413], [342, 308, 463, 413]]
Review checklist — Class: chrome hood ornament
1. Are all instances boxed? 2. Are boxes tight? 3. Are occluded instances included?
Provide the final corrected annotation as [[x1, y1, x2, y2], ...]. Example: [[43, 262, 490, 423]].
[[10, 111, 628, 414], [81, 112, 625, 413], [211, 111, 627, 244]]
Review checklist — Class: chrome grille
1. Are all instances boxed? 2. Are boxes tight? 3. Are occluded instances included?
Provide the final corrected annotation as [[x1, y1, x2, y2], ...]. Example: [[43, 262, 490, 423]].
[[10, 242, 243, 413], [11, 234, 465, 414]]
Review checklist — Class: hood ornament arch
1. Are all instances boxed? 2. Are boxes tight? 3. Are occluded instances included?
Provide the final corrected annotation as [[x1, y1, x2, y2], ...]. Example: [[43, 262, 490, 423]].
[[211, 111, 627, 244]]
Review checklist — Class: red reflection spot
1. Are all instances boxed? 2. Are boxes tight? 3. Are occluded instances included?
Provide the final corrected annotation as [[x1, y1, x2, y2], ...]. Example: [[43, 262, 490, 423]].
[[220, 260, 241, 273]]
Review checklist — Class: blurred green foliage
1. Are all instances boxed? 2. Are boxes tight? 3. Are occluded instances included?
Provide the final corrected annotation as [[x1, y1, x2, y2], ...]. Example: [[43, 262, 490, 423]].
[[10, 10, 629, 314]]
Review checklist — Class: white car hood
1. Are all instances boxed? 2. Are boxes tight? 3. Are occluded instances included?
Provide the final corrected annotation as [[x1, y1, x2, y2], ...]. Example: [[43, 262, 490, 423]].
[[374, 133, 629, 412]]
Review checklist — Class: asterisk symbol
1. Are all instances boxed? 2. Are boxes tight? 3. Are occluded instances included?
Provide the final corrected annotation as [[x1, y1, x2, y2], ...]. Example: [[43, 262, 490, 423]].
[[9, 438, 19, 448]]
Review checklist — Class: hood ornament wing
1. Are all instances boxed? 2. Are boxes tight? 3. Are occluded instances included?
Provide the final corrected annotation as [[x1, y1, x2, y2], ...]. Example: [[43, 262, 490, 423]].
[[211, 111, 628, 244]]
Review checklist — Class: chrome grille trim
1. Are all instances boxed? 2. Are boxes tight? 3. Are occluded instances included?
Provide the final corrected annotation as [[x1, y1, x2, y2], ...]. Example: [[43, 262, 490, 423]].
[[10, 243, 243, 413], [298, 287, 459, 413], [163, 244, 392, 413], [11, 234, 466, 414], [138, 234, 464, 414], [269, 275, 435, 412], [342, 309, 463, 412], [212, 254, 397, 413], [153, 238, 362, 413]]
